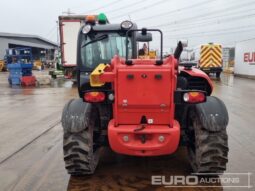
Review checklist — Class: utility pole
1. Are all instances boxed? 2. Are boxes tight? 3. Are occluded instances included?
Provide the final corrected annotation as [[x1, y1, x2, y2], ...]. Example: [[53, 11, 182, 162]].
[[56, 20, 59, 46], [55, 20, 60, 66], [62, 8, 75, 15]]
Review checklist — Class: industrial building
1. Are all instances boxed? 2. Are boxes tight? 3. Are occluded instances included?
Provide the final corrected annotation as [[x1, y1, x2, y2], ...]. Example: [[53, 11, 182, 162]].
[[0, 32, 58, 61]]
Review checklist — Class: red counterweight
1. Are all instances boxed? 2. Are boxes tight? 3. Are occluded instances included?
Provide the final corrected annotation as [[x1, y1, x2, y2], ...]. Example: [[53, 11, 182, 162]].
[[98, 56, 180, 156]]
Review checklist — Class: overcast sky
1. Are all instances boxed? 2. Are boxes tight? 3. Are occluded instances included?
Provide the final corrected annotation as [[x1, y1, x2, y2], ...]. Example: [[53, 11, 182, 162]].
[[0, 0, 255, 51]]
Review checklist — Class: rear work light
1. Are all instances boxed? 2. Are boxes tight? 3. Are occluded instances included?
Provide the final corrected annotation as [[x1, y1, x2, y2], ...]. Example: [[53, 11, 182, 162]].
[[121, 20, 133, 30], [84, 92, 105, 102], [82, 25, 91, 34], [183, 92, 206, 103]]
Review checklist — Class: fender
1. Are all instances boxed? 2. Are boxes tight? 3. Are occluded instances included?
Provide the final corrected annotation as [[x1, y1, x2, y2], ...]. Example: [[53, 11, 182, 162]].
[[195, 96, 229, 132], [61, 99, 91, 133], [180, 67, 213, 95]]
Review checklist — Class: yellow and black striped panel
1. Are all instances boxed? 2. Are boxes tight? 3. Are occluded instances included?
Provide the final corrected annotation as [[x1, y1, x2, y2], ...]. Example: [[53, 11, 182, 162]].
[[200, 44, 222, 68]]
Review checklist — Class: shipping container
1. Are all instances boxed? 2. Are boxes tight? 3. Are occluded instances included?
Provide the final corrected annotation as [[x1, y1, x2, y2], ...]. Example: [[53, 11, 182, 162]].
[[235, 39, 255, 78]]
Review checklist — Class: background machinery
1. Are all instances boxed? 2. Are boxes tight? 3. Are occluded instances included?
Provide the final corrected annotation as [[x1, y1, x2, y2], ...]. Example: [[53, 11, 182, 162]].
[[0, 59, 6, 72], [48, 52, 64, 79], [6, 47, 36, 86], [62, 15, 229, 175], [33, 59, 43, 70]]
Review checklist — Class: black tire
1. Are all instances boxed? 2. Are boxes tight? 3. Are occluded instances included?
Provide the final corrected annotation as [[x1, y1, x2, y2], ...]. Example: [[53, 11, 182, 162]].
[[62, 99, 101, 175], [186, 106, 228, 174]]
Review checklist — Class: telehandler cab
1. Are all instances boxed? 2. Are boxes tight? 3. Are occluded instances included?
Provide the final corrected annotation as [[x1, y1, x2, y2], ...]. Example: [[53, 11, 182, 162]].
[[62, 14, 229, 175]]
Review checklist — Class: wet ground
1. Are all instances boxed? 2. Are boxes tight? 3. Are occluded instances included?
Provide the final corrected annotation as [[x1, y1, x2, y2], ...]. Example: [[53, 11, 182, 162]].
[[0, 71, 254, 191]]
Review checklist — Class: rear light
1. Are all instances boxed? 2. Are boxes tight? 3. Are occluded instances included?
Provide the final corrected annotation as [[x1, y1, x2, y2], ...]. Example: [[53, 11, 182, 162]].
[[86, 15, 96, 24], [84, 92, 105, 102], [183, 92, 205, 103], [98, 13, 107, 24]]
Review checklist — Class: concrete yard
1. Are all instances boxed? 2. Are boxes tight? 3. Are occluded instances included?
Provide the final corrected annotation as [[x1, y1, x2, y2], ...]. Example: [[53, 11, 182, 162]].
[[0, 72, 254, 191]]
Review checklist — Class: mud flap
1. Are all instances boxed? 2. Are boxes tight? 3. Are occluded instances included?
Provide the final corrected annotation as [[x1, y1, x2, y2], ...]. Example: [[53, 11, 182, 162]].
[[195, 96, 228, 132], [61, 98, 91, 133]]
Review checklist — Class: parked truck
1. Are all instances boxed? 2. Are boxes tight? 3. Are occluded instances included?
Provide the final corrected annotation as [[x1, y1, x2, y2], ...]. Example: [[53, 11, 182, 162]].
[[59, 15, 87, 79], [235, 38, 255, 78], [59, 14, 108, 79], [191, 43, 223, 78]]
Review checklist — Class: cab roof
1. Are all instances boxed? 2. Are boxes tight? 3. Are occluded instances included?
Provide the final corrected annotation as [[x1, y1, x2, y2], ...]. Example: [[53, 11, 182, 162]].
[[91, 23, 137, 32]]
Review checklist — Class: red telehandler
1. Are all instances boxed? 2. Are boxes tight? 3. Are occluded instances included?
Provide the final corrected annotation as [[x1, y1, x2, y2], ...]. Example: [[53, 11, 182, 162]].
[[62, 14, 229, 175]]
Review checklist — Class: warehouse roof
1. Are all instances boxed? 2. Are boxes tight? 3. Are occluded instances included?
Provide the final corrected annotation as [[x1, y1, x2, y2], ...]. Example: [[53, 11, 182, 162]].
[[0, 32, 58, 48]]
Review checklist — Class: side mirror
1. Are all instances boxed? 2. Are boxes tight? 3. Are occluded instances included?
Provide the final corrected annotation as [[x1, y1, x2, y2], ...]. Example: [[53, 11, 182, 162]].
[[136, 32, 152, 42]]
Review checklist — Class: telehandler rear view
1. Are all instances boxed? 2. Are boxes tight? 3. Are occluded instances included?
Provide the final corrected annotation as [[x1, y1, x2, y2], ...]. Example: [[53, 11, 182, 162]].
[[62, 14, 229, 175]]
